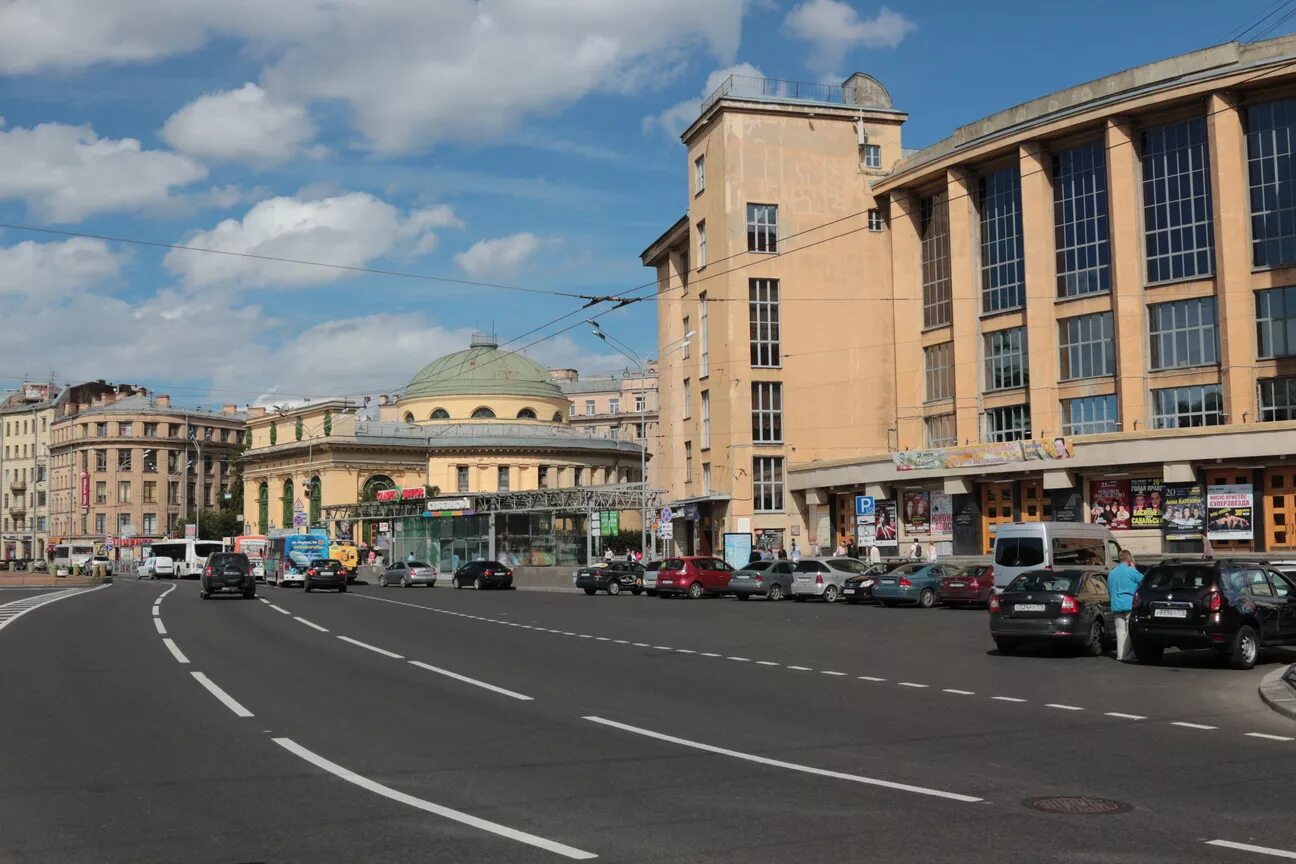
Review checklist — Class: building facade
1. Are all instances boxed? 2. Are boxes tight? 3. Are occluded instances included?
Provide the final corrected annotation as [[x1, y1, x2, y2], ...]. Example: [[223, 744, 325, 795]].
[[646, 37, 1296, 559], [553, 366, 660, 485], [0, 383, 60, 561]]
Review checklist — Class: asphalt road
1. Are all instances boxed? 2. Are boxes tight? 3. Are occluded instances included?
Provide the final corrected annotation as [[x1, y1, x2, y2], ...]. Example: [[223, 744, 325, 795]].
[[2, 580, 1296, 864]]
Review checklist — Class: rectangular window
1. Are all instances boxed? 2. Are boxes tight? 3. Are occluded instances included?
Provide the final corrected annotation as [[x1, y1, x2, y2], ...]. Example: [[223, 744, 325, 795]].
[[979, 166, 1025, 314], [747, 203, 778, 253], [95, 513, 105, 534], [609, 398, 620, 414], [749, 278, 781, 367], [497, 466, 510, 492], [538, 465, 549, 488], [1058, 311, 1115, 380], [1259, 377, 1296, 421], [634, 394, 644, 412], [1247, 100, 1296, 268], [456, 465, 469, 493], [702, 463, 712, 494], [117, 480, 131, 503], [986, 405, 1031, 442], [684, 441, 693, 484], [694, 154, 706, 194], [924, 342, 953, 402], [697, 220, 707, 268], [699, 291, 709, 377], [925, 414, 956, 448], [584, 399, 596, 416], [682, 378, 691, 419], [868, 208, 885, 232], [1151, 384, 1224, 428], [1149, 297, 1218, 370], [751, 382, 783, 443], [142, 513, 157, 534], [118, 422, 132, 436], [36, 491, 45, 506], [143, 481, 157, 504], [36, 516, 45, 532], [574, 467, 583, 486], [95, 480, 106, 504], [95, 449, 107, 471], [96, 422, 107, 437], [682, 315, 690, 359], [1062, 395, 1119, 435], [169, 481, 179, 504], [700, 391, 711, 449], [118, 513, 130, 533], [864, 143, 881, 169], [169, 423, 180, 437], [983, 327, 1028, 391], [117, 448, 132, 471], [143, 422, 157, 437], [921, 193, 952, 327], [1143, 117, 1214, 283], [142, 449, 157, 473], [568, 404, 575, 417], [1053, 140, 1111, 297], [1256, 286, 1296, 358], [753, 456, 785, 512]]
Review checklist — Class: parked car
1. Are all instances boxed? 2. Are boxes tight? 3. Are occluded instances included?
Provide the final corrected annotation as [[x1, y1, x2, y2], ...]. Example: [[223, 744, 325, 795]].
[[303, 558, 348, 593], [939, 564, 996, 608], [200, 552, 255, 599], [1131, 560, 1296, 670], [656, 557, 734, 599], [452, 560, 514, 590], [137, 556, 175, 580], [841, 563, 892, 603], [30, 559, 48, 572], [573, 561, 644, 595], [89, 555, 113, 573], [793, 557, 886, 603], [993, 522, 1120, 591], [729, 559, 795, 601], [379, 561, 438, 588], [989, 569, 1112, 655], [872, 563, 950, 608], [638, 560, 662, 596]]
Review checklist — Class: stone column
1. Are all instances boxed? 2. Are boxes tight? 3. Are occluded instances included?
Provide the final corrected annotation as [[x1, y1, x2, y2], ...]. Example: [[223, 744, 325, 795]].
[[890, 187, 926, 449], [1105, 117, 1148, 431], [1020, 141, 1061, 438], [947, 168, 981, 442]]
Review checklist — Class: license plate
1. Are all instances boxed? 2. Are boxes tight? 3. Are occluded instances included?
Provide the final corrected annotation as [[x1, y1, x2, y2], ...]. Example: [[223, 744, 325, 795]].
[[879, 579, 895, 584], [1014, 604, 1045, 612], [948, 582, 965, 588], [1154, 608, 1189, 619], [843, 588, 855, 595]]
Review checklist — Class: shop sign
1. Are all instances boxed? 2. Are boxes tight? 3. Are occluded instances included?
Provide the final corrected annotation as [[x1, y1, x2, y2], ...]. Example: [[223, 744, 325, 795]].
[[754, 528, 784, 552], [892, 438, 1072, 472], [79, 471, 89, 509], [1129, 479, 1164, 529], [424, 497, 472, 513], [378, 487, 428, 502], [723, 533, 753, 569], [1090, 479, 1131, 530], [930, 492, 952, 534], [1207, 484, 1253, 541], [1162, 483, 1205, 540], [902, 491, 930, 535]]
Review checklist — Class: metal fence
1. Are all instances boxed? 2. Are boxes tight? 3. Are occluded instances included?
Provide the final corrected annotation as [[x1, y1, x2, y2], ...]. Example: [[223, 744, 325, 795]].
[[700, 74, 850, 116]]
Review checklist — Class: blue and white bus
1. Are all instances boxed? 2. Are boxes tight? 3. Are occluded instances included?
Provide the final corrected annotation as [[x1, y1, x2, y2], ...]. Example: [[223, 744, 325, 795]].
[[265, 530, 329, 587]]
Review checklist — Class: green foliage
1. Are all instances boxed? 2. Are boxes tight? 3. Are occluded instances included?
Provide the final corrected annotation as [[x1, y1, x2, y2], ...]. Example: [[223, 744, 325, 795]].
[[295, 416, 303, 440], [269, 423, 278, 445], [323, 411, 332, 436]]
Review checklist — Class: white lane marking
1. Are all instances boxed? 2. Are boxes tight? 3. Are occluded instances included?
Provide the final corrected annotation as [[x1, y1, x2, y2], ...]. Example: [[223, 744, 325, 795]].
[[336, 635, 404, 660], [1172, 722, 1216, 731], [162, 638, 189, 664], [653, 645, 673, 651], [1046, 704, 1084, 711], [675, 649, 695, 654], [821, 671, 848, 677], [152, 607, 161, 618], [631, 642, 649, 647], [267, 604, 291, 615], [943, 689, 975, 696], [191, 671, 254, 718], [1105, 712, 1146, 721], [1246, 732, 1294, 742], [787, 665, 812, 672], [409, 660, 533, 702], [0, 585, 110, 635], [583, 716, 983, 804], [898, 682, 928, 689], [701, 652, 721, 657], [258, 598, 270, 605], [755, 660, 780, 666], [561, 632, 576, 637], [578, 635, 594, 639], [613, 640, 630, 645], [595, 637, 611, 642], [293, 616, 329, 633], [158, 584, 176, 600], [1205, 839, 1296, 859], [727, 656, 750, 662], [858, 676, 886, 682], [992, 696, 1026, 703], [153, 618, 167, 635], [272, 737, 596, 860]]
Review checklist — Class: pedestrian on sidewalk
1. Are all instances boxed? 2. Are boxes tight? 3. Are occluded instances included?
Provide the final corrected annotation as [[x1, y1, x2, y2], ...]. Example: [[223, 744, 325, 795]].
[[868, 543, 881, 565], [908, 539, 922, 560], [926, 541, 938, 563], [1107, 550, 1143, 662], [790, 540, 801, 563]]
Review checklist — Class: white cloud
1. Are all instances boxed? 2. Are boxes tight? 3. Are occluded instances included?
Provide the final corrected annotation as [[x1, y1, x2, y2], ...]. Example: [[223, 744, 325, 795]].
[[784, 1, 915, 76], [645, 62, 765, 138], [454, 233, 541, 281], [0, 121, 207, 222], [0, 237, 124, 296], [161, 83, 316, 167], [164, 192, 463, 289]]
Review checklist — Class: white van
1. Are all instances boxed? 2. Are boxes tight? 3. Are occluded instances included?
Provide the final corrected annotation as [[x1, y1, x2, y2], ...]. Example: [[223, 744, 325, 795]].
[[992, 522, 1121, 591]]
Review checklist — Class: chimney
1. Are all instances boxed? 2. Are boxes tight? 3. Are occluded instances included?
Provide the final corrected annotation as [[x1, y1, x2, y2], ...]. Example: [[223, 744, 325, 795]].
[[155, 395, 171, 408], [249, 407, 266, 418], [222, 404, 236, 415]]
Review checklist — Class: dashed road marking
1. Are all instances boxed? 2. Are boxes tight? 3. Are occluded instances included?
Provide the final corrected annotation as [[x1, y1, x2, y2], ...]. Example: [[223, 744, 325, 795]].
[[701, 652, 721, 657], [755, 660, 780, 666], [153, 618, 167, 635], [858, 676, 886, 682], [675, 649, 695, 654], [898, 682, 928, 689], [293, 616, 329, 633], [727, 656, 750, 662], [821, 671, 847, 677], [162, 638, 189, 664], [1046, 704, 1084, 711], [787, 666, 812, 672], [1245, 732, 1294, 742], [1105, 712, 1146, 720], [267, 604, 291, 615], [1205, 839, 1296, 859], [1171, 721, 1216, 731], [992, 696, 1026, 703], [631, 642, 649, 647], [337, 635, 404, 659], [191, 671, 254, 718], [409, 660, 533, 702], [943, 689, 975, 696]]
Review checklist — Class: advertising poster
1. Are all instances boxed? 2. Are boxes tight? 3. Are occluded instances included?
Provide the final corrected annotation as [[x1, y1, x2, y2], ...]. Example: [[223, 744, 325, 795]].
[[1129, 479, 1164, 529], [754, 528, 784, 552], [1207, 484, 1254, 541], [1161, 483, 1205, 540], [903, 491, 930, 534], [930, 492, 952, 534], [1090, 479, 1131, 530], [873, 499, 899, 553], [723, 533, 753, 570]]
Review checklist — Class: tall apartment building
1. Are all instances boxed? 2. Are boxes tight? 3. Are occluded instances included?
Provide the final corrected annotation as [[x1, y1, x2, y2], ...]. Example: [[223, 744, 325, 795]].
[[646, 36, 1296, 559], [552, 366, 659, 472], [0, 383, 61, 561]]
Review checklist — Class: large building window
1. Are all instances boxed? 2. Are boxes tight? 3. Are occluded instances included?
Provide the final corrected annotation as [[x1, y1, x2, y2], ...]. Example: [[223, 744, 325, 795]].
[[1260, 377, 1296, 421], [985, 405, 1031, 442], [984, 327, 1027, 391], [95, 448, 107, 471], [1152, 384, 1224, 428], [1247, 99, 1296, 268], [497, 466, 510, 492], [921, 192, 952, 327], [1142, 117, 1214, 283], [924, 342, 953, 402], [142, 513, 157, 535], [456, 466, 470, 493], [1054, 140, 1110, 297], [753, 456, 785, 512], [863, 143, 882, 169], [1149, 297, 1218, 370], [697, 220, 707, 268], [700, 391, 711, 449], [694, 154, 706, 195], [751, 382, 783, 443], [1256, 286, 1296, 358], [117, 448, 132, 471], [749, 278, 780, 367], [1059, 312, 1115, 380], [978, 166, 1025, 314], [1062, 395, 1119, 435], [682, 378, 691, 419], [925, 414, 956, 448], [699, 291, 709, 377], [684, 441, 692, 484], [747, 203, 778, 253]]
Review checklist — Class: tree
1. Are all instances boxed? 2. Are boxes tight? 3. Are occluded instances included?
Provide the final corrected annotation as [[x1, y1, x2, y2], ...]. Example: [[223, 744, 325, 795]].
[[295, 416, 304, 441], [270, 423, 278, 445], [323, 410, 332, 436]]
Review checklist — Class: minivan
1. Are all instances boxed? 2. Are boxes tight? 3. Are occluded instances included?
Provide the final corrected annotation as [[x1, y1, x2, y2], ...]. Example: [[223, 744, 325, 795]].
[[992, 522, 1121, 591]]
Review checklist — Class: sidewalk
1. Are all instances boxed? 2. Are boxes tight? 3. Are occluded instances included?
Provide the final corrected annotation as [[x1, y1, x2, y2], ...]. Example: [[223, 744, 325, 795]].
[[1259, 664, 1296, 722], [0, 572, 102, 588]]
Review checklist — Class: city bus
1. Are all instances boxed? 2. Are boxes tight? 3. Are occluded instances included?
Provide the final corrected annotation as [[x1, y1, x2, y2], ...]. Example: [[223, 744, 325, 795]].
[[233, 535, 269, 581], [265, 531, 329, 587], [52, 542, 96, 572], [148, 538, 226, 579]]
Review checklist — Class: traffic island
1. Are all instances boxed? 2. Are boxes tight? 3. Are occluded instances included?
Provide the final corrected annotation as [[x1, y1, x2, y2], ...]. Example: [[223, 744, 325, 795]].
[[1258, 663, 1296, 722]]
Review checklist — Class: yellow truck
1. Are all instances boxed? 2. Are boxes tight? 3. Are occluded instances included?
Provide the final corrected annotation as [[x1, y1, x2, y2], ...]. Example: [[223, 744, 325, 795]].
[[330, 542, 360, 583]]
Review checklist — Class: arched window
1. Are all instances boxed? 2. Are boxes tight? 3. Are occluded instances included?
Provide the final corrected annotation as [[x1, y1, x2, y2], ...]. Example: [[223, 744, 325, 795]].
[[281, 478, 294, 529], [470, 407, 496, 419], [257, 482, 269, 533], [308, 476, 321, 525], [516, 408, 537, 420], [552, 411, 563, 423], [402, 412, 415, 423], [362, 474, 395, 501], [430, 408, 450, 420]]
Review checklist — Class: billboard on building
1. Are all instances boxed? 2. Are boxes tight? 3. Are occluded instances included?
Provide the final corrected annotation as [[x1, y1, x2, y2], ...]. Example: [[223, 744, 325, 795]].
[[858, 499, 900, 553], [1129, 479, 1164, 529], [754, 528, 784, 552], [930, 492, 952, 534], [1207, 484, 1254, 541], [1090, 479, 1131, 530], [1162, 483, 1205, 540], [902, 491, 930, 534]]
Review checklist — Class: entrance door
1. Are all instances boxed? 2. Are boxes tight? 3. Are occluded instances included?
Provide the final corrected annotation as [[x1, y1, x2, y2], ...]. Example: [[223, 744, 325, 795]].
[[981, 483, 1015, 554], [1265, 467, 1296, 551], [1019, 479, 1052, 523]]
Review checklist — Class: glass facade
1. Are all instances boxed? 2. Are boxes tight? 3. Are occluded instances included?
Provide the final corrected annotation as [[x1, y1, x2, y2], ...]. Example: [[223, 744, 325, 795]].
[[1148, 297, 1218, 370], [979, 167, 1025, 313], [392, 512, 592, 570], [1247, 99, 1296, 268], [1059, 312, 1115, 380], [1256, 286, 1296, 358], [921, 193, 952, 327], [1142, 118, 1214, 283], [924, 342, 953, 402], [1259, 377, 1296, 421], [984, 327, 1028, 391], [986, 405, 1031, 442], [749, 278, 781, 367], [1053, 141, 1110, 297], [1151, 384, 1224, 428], [1062, 395, 1119, 435], [925, 414, 955, 448]]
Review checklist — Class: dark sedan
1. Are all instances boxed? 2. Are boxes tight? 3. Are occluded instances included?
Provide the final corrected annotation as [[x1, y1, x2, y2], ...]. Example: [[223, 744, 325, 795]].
[[303, 558, 347, 593], [729, 559, 795, 601], [840, 563, 891, 604], [574, 561, 644, 595], [990, 569, 1112, 656], [453, 560, 514, 590], [939, 564, 996, 608]]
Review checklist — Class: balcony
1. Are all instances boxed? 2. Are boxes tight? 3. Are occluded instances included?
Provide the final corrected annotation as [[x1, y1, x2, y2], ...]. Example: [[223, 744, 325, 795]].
[[9, 477, 26, 492], [9, 499, 26, 514]]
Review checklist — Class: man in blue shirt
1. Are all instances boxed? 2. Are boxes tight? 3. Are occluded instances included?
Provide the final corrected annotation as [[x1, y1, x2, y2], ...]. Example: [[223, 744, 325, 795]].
[[1107, 550, 1143, 662]]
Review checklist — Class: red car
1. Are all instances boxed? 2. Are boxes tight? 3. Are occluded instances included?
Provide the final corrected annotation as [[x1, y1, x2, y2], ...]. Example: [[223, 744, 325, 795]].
[[938, 564, 995, 608], [655, 556, 734, 599]]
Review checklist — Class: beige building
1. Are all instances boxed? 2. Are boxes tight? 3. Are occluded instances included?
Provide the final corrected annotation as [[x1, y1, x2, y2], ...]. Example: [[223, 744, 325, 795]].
[[48, 390, 245, 553], [553, 366, 659, 478], [0, 383, 60, 561], [646, 37, 1296, 559]]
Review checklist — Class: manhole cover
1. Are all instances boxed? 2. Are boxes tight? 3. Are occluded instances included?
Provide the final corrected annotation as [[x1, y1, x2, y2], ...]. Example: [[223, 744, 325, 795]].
[[1024, 796, 1131, 815]]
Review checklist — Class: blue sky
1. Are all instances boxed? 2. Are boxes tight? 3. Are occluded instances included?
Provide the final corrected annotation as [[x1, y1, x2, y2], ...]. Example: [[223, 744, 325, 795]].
[[0, 0, 1281, 408]]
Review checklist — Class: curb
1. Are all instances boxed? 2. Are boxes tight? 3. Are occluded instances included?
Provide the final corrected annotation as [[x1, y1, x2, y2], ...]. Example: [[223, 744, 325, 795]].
[[1258, 663, 1296, 722]]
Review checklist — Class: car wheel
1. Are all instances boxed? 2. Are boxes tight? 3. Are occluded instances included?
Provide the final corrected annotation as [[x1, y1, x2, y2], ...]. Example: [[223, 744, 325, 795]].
[[686, 581, 704, 600], [607, 581, 621, 596], [822, 585, 839, 604], [474, 576, 483, 590], [199, 590, 209, 600], [1084, 619, 1105, 656], [766, 583, 784, 602], [304, 582, 312, 593], [918, 588, 936, 609], [736, 593, 750, 601], [454, 577, 462, 589], [339, 584, 347, 593], [994, 639, 1016, 655], [1132, 639, 1163, 665], [401, 576, 410, 588], [583, 587, 597, 595], [1230, 624, 1259, 670]]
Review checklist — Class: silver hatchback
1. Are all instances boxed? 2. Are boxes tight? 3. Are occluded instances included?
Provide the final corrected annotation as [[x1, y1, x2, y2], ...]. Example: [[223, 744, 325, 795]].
[[380, 561, 438, 587], [791, 557, 875, 603]]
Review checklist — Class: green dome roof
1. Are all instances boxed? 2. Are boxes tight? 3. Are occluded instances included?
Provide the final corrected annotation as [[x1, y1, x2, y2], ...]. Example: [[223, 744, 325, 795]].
[[402, 336, 564, 401]]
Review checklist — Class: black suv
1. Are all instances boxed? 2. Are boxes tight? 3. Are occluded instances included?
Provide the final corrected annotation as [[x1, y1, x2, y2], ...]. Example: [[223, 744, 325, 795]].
[[200, 552, 255, 600], [574, 561, 644, 596], [1131, 560, 1296, 669]]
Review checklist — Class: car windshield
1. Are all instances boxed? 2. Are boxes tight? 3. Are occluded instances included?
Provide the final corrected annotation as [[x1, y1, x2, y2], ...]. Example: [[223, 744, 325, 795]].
[[1143, 565, 1214, 592], [662, 559, 685, 570], [1006, 571, 1083, 593], [408, 562, 430, 569], [888, 563, 926, 575], [995, 537, 1045, 567], [956, 565, 986, 578], [743, 560, 774, 571]]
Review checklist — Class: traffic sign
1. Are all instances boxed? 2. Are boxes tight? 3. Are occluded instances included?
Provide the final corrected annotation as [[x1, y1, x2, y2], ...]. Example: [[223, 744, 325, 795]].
[[855, 495, 875, 516], [659, 506, 673, 523]]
